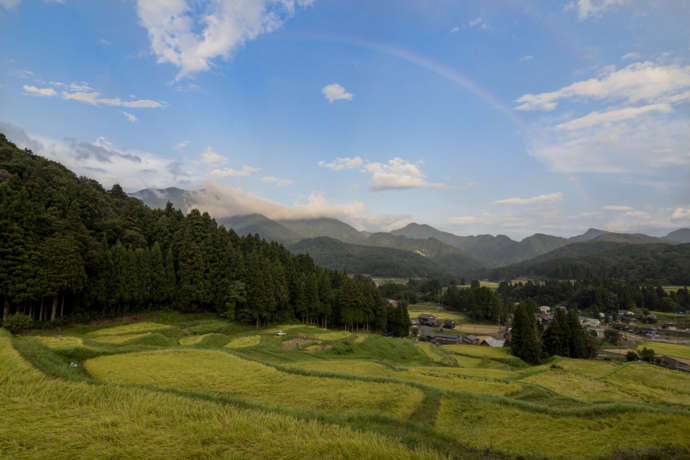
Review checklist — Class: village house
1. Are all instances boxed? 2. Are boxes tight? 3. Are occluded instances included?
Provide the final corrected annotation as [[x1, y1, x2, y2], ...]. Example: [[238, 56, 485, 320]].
[[418, 314, 436, 326], [481, 337, 505, 348], [426, 333, 460, 345], [463, 335, 481, 345]]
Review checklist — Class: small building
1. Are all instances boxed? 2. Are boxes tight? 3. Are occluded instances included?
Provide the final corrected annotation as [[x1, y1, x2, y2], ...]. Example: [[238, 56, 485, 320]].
[[481, 337, 505, 348], [463, 335, 481, 345], [538, 305, 551, 315], [418, 314, 436, 326], [580, 317, 600, 328], [427, 333, 460, 345], [442, 319, 456, 329]]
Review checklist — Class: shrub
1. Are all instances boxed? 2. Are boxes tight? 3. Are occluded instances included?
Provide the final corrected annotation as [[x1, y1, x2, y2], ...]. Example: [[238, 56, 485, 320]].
[[639, 347, 656, 363], [626, 351, 639, 361], [2, 313, 33, 334]]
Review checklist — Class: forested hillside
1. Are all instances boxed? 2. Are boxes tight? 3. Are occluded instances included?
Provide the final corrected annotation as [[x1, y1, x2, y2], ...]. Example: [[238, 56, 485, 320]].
[[0, 134, 405, 333], [289, 237, 452, 278], [487, 241, 690, 284]]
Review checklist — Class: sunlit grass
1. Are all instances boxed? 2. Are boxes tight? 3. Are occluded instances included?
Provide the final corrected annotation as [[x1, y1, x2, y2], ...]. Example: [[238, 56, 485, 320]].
[[530, 357, 619, 379], [92, 332, 155, 344], [284, 360, 523, 396], [522, 370, 633, 402], [415, 342, 447, 364], [436, 394, 690, 458], [88, 321, 173, 337], [224, 335, 261, 349], [455, 324, 501, 335], [313, 331, 352, 341], [32, 336, 83, 350], [442, 344, 514, 360], [179, 333, 230, 346], [84, 349, 425, 419], [0, 335, 440, 460], [638, 342, 690, 361]]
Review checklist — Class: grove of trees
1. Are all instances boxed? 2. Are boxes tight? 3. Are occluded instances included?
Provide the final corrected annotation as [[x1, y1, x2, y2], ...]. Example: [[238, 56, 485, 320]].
[[0, 134, 407, 334]]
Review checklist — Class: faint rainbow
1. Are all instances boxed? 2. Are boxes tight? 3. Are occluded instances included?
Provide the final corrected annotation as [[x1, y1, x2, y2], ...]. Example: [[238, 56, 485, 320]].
[[284, 32, 527, 129]]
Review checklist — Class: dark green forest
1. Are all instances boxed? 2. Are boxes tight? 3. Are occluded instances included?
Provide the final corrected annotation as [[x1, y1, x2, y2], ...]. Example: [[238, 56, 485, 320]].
[[0, 134, 408, 334], [486, 241, 690, 284]]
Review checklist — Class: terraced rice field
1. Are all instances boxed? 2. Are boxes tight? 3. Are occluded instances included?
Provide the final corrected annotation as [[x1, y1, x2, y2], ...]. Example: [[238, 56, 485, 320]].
[[9, 314, 690, 459], [33, 335, 83, 350], [224, 335, 261, 348], [285, 359, 523, 396], [313, 331, 352, 341], [436, 394, 690, 459], [179, 333, 230, 346], [91, 332, 157, 344], [87, 321, 174, 336], [0, 335, 439, 459], [638, 341, 690, 361], [455, 324, 501, 335], [84, 349, 425, 419]]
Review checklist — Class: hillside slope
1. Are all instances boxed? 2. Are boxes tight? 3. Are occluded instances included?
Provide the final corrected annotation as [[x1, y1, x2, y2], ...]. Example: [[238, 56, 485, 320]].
[[487, 242, 690, 284], [289, 237, 454, 278]]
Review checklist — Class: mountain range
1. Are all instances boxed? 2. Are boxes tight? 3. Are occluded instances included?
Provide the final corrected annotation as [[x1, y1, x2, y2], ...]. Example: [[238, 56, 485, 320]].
[[131, 187, 690, 281]]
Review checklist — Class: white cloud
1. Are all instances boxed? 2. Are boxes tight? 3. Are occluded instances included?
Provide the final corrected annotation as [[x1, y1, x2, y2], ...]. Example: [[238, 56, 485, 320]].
[[468, 17, 483, 27], [61, 91, 163, 108], [23, 80, 161, 108], [318, 156, 362, 171], [625, 210, 650, 218], [136, 0, 312, 80], [671, 208, 690, 221], [603, 205, 633, 211], [201, 147, 227, 165], [450, 25, 460, 33], [175, 140, 190, 150], [568, 0, 629, 20], [555, 103, 672, 131], [210, 165, 260, 177], [0, 0, 21, 9], [322, 83, 353, 102], [364, 157, 445, 191], [515, 61, 690, 111], [448, 216, 478, 224], [261, 176, 293, 186], [23, 85, 57, 97], [121, 111, 137, 123], [622, 52, 640, 61], [0, 121, 202, 190], [496, 192, 563, 205], [529, 112, 690, 173]]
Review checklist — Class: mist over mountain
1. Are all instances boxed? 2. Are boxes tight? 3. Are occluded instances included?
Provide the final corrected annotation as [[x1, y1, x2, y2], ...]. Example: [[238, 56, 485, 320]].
[[131, 186, 690, 280]]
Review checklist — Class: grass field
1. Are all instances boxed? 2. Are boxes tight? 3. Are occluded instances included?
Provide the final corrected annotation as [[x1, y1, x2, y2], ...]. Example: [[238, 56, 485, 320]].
[[436, 394, 690, 458], [408, 303, 467, 322], [284, 359, 524, 396], [8, 311, 690, 459], [87, 321, 174, 336], [455, 324, 501, 335], [0, 335, 441, 459], [224, 335, 261, 348], [638, 341, 690, 360], [84, 349, 425, 419], [179, 333, 230, 346], [33, 335, 83, 350]]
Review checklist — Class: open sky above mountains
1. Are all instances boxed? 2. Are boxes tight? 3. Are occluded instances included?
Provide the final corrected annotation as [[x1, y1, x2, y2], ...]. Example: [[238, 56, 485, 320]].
[[1, 0, 689, 238]]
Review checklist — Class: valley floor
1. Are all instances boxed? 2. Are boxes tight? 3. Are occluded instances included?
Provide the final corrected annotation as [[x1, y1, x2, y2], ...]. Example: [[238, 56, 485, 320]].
[[3, 311, 690, 459]]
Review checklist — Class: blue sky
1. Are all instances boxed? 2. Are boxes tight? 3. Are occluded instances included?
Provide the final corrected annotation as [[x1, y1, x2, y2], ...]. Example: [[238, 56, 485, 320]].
[[1, 0, 689, 239]]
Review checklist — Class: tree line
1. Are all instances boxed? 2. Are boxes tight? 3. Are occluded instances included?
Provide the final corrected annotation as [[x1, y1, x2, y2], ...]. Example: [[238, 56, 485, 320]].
[[0, 134, 408, 334]]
